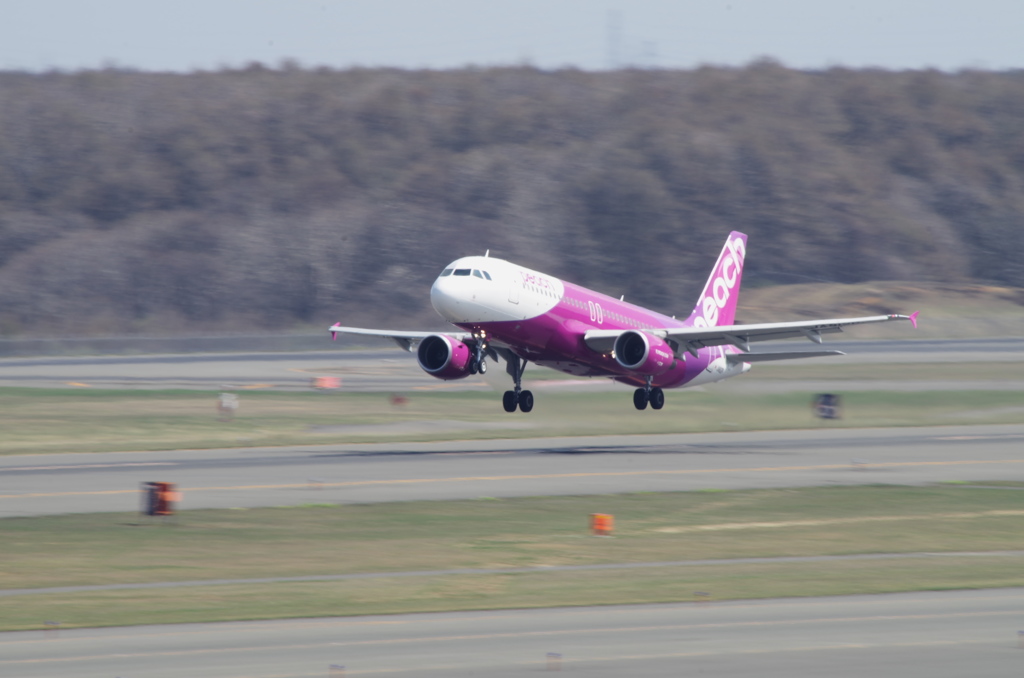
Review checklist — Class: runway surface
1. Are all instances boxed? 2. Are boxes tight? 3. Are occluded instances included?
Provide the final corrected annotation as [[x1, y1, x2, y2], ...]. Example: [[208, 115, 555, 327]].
[[0, 349, 439, 392], [3, 425, 1024, 517], [3, 589, 1024, 677], [1, 338, 1023, 391]]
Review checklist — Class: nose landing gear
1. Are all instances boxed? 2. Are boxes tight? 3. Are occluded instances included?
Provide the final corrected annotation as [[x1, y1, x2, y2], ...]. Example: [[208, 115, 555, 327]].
[[469, 334, 488, 375]]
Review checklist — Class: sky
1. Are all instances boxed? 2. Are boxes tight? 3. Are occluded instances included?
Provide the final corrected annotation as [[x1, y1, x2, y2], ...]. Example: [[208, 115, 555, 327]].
[[1, 0, 1023, 73]]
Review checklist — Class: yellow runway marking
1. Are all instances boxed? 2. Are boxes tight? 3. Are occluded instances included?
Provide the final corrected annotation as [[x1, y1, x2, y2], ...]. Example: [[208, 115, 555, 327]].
[[4, 458, 1024, 500]]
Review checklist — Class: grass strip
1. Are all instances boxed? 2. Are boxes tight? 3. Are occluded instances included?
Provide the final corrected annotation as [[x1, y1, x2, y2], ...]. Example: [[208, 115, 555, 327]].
[[5, 556, 1024, 631], [4, 386, 1024, 454], [3, 485, 1024, 630]]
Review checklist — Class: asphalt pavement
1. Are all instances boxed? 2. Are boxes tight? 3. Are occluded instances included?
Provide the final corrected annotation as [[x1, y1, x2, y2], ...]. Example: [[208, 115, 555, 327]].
[[1, 338, 1022, 391], [3, 589, 1024, 677], [3, 425, 1024, 517]]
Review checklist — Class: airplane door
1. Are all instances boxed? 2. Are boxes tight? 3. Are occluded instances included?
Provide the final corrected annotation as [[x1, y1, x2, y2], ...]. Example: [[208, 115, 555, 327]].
[[508, 282, 520, 304]]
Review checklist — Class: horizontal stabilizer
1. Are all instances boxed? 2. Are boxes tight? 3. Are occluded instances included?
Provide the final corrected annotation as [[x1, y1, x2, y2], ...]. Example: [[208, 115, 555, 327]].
[[725, 350, 845, 364]]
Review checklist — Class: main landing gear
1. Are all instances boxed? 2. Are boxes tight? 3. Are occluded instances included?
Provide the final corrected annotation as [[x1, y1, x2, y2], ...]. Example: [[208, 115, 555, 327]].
[[501, 353, 533, 413], [633, 376, 665, 411]]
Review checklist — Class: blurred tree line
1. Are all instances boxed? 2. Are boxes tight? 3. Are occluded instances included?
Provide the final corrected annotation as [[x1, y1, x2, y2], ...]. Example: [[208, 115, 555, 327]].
[[1, 61, 1022, 335]]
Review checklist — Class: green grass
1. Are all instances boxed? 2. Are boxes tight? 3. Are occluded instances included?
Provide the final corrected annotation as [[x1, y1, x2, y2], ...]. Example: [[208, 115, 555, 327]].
[[8, 558, 1024, 630], [3, 385, 1024, 455], [4, 485, 1024, 630]]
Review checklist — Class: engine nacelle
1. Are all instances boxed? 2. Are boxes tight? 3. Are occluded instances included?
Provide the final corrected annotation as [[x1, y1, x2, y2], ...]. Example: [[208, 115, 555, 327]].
[[614, 330, 675, 375], [417, 334, 473, 380]]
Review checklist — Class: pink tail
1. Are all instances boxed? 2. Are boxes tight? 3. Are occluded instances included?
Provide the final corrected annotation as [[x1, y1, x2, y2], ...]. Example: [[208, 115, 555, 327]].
[[686, 231, 747, 328]]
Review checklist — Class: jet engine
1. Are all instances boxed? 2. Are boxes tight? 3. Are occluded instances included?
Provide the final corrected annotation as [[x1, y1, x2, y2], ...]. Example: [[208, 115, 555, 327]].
[[614, 330, 675, 375], [417, 334, 473, 380]]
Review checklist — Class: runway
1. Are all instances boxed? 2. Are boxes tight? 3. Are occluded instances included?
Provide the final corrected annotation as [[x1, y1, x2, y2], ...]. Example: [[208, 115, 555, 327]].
[[2, 425, 1024, 517], [3, 589, 1024, 677], [4, 344, 1024, 676], [0, 349, 449, 392], [1, 338, 1023, 391]]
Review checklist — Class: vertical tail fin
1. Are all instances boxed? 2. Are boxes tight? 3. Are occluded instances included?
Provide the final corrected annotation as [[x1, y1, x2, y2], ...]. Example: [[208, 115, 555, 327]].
[[686, 231, 747, 328]]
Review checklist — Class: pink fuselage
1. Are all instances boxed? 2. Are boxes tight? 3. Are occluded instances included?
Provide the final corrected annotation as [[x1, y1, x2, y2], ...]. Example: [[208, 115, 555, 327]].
[[452, 282, 714, 389]]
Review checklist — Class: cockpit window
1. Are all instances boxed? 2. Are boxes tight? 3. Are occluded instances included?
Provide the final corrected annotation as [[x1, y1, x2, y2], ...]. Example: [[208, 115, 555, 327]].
[[440, 268, 453, 277], [482, 271, 492, 280], [472, 269, 484, 279], [453, 268, 472, 276]]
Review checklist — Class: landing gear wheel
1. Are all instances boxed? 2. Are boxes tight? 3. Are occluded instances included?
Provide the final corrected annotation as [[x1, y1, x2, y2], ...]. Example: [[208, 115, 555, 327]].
[[650, 387, 665, 410], [470, 335, 488, 376], [633, 388, 649, 410], [501, 353, 532, 412], [502, 390, 518, 413], [518, 390, 534, 413]]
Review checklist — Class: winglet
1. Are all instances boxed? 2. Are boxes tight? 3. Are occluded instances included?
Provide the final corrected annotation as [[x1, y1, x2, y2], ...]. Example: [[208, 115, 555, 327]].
[[909, 311, 919, 329]]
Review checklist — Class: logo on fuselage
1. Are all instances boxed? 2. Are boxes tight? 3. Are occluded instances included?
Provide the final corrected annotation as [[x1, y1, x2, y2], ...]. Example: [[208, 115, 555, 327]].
[[693, 236, 746, 328], [520, 271, 555, 291]]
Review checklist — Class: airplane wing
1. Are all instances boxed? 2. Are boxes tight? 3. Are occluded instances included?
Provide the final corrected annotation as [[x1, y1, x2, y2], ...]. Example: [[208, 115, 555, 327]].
[[724, 350, 844, 364], [584, 313, 918, 359], [328, 324, 472, 352]]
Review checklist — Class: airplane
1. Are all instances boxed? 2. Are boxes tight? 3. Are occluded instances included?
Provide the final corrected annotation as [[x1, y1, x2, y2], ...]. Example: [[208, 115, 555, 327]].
[[329, 231, 918, 412]]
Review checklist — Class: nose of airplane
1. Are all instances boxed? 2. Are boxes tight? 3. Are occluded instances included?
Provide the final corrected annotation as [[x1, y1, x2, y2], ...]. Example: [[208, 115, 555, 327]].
[[430, 275, 460, 320]]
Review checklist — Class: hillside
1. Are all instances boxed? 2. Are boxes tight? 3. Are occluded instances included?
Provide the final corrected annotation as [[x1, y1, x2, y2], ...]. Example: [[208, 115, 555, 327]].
[[742, 281, 1024, 339], [1, 63, 1023, 335]]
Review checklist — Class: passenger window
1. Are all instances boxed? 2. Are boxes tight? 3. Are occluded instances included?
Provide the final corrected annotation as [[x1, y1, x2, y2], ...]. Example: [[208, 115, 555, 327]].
[[440, 268, 453, 277], [453, 269, 471, 276], [472, 270, 484, 279]]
